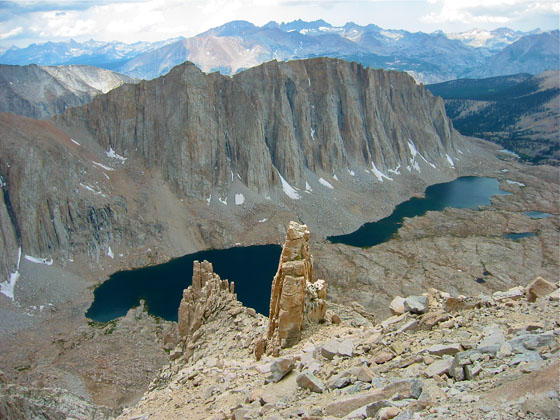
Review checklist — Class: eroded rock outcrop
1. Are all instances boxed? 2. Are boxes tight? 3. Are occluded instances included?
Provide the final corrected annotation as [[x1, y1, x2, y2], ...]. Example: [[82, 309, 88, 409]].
[[265, 221, 326, 356], [177, 260, 237, 360]]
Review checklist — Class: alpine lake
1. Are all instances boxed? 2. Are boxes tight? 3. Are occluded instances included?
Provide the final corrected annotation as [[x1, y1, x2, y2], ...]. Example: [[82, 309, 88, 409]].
[[87, 176, 514, 323]]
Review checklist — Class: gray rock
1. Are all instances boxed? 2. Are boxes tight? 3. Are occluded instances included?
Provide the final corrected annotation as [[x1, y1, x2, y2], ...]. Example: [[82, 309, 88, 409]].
[[424, 358, 453, 377], [365, 400, 392, 418], [477, 324, 506, 355], [321, 338, 354, 360], [464, 363, 482, 380], [397, 320, 418, 333], [327, 367, 360, 389], [404, 296, 429, 314], [265, 357, 295, 383], [509, 351, 543, 366], [509, 332, 554, 353], [296, 371, 325, 393]]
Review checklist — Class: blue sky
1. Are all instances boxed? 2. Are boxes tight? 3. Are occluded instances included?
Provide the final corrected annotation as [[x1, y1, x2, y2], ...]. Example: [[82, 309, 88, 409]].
[[1, 0, 559, 48]]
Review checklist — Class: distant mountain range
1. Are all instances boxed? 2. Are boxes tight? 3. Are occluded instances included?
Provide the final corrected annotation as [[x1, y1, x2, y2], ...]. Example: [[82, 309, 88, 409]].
[[427, 70, 560, 164], [1, 21, 557, 83]]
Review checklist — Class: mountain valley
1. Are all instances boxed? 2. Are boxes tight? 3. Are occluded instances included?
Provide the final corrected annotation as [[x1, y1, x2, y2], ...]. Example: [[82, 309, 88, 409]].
[[0, 53, 558, 419], [427, 71, 560, 164]]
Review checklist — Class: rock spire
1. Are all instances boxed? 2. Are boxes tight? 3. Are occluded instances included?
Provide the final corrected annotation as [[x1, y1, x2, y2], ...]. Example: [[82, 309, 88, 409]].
[[177, 260, 237, 360], [264, 221, 326, 356]]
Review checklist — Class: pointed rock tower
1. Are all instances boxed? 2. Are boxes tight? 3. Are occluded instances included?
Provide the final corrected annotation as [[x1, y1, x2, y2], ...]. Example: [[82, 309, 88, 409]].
[[264, 221, 326, 356]]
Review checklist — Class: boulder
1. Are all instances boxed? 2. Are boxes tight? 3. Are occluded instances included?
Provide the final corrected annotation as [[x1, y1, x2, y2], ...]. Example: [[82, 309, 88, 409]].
[[296, 371, 325, 393], [404, 296, 429, 314], [266, 357, 295, 383], [424, 358, 453, 378], [389, 296, 406, 315], [426, 343, 463, 356], [321, 338, 354, 360], [526, 277, 558, 302]]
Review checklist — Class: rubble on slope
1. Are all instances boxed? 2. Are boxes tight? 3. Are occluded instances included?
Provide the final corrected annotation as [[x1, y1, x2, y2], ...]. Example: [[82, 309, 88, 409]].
[[118, 255, 559, 420]]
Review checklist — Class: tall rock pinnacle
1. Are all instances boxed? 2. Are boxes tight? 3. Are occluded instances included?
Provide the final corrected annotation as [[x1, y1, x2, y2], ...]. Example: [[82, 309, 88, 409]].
[[265, 221, 326, 356]]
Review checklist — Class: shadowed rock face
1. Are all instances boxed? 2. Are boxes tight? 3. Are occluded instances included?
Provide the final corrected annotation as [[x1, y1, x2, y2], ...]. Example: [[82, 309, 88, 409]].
[[0, 64, 134, 119], [59, 57, 460, 201]]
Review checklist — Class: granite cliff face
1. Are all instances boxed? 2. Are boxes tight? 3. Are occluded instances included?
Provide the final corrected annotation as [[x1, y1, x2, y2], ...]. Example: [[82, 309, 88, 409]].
[[60, 58, 461, 202]]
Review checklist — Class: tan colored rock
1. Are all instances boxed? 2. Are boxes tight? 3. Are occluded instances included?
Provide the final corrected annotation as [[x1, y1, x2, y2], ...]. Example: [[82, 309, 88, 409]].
[[389, 296, 406, 315], [177, 260, 238, 360], [526, 277, 558, 302], [266, 221, 326, 355]]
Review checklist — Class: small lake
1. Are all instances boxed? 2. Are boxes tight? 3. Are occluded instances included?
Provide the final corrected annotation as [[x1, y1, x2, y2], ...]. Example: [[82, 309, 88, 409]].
[[86, 245, 281, 323], [503, 232, 537, 240], [327, 176, 510, 248]]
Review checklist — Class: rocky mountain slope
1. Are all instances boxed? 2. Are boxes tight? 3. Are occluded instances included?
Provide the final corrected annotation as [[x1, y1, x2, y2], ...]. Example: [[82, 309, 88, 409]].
[[427, 71, 560, 164], [1, 57, 468, 290], [116, 231, 560, 420], [467, 31, 560, 79], [0, 64, 135, 119]]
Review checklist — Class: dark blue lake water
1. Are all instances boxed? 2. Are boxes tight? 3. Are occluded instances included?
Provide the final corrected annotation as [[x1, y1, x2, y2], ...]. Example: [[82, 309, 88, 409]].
[[503, 232, 536, 240], [327, 176, 509, 248], [88, 176, 509, 323], [86, 245, 281, 323]]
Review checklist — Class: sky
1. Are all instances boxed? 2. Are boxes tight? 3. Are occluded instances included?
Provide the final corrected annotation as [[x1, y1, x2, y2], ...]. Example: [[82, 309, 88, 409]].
[[0, 0, 559, 48]]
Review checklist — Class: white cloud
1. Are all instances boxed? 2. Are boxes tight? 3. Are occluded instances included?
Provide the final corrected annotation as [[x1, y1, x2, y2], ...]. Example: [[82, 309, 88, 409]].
[[0, 26, 23, 40], [422, 0, 560, 26]]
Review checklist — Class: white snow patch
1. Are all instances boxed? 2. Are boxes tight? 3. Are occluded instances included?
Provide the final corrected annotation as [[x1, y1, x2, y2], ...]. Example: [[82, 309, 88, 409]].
[[333, 174, 339, 181], [206, 195, 212, 205], [278, 173, 300, 200], [218, 197, 227, 205], [407, 141, 422, 172], [319, 178, 334, 189], [80, 183, 105, 197], [446, 154, 455, 167], [348, 169, 355, 176], [501, 169, 509, 173], [310, 127, 315, 140], [92, 161, 114, 171], [236, 173, 242, 180], [107, 246, 114, 259], [498, 149, 520, 158], [506, 180, 525, 187], [388, 163, 401, 175], [258, 218, 268, 223], [70, 138, 81, 146], [305, 181, 312, 192], [231, 171, 234, 182], [420, 154, 437, 169], [25, 255, 53, 266], [371, 162, 393, 182], [0, 247, 21, 300], [458, 149, 464, 154], [102, 172, 110, 180], [407, 140, 418, 158], [235, 193, 245, 205], [106, 147, 126, 163]]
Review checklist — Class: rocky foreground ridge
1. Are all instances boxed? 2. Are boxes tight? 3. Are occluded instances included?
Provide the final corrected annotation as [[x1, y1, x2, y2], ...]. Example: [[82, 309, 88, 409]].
[[114, 223, 560, 420]]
